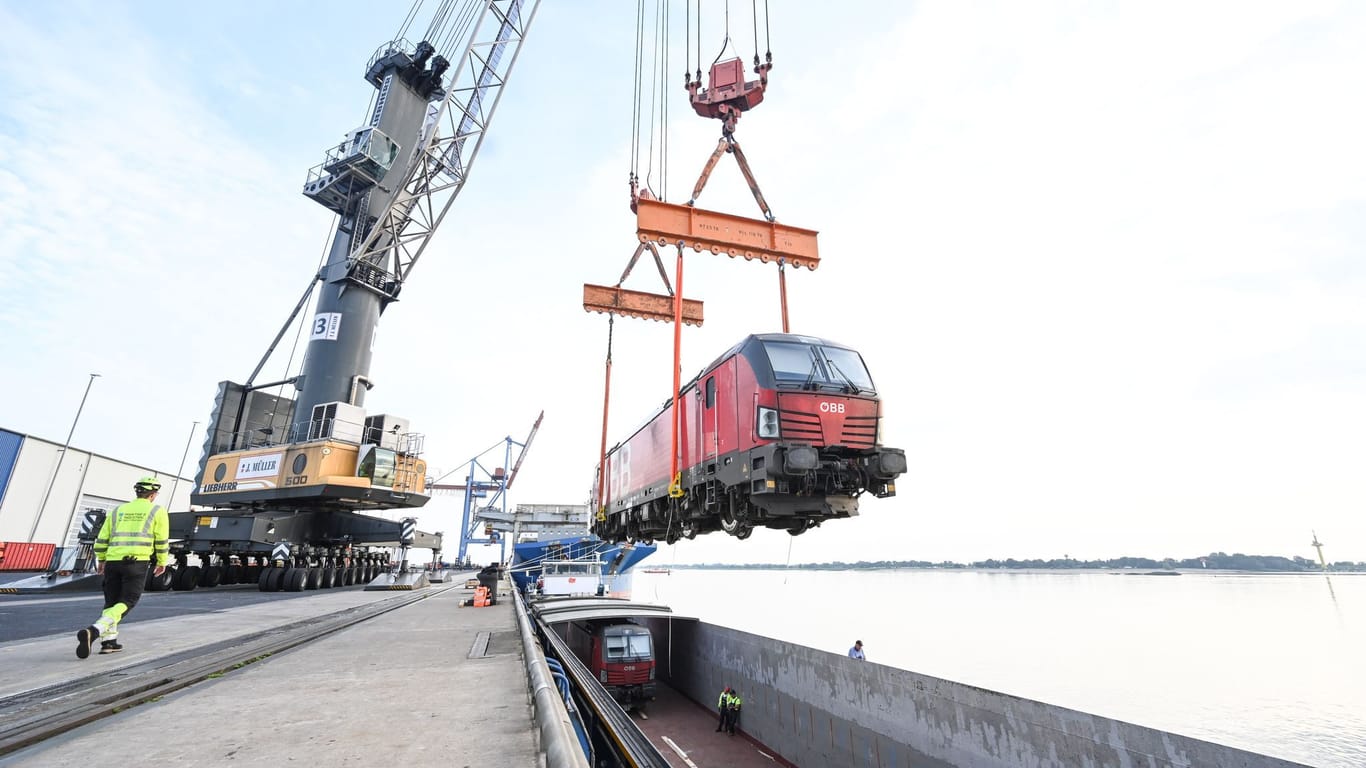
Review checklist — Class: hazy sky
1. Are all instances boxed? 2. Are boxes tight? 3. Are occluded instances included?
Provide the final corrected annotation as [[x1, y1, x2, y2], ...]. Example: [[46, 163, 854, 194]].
[[0, 1, 1362, 565]]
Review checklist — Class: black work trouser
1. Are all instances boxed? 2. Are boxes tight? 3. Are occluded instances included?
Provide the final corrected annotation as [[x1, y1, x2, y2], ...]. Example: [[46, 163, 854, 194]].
[[103, 560, 151, 613]]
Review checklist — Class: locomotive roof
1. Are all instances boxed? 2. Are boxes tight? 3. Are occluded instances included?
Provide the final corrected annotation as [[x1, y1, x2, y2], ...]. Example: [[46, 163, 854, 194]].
[[532, 596, 691, 625], [702, 332, 858, 377]]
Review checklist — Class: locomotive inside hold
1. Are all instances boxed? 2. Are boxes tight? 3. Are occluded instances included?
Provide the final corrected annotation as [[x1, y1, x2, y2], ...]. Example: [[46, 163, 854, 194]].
[[592, 333, 907, 543]]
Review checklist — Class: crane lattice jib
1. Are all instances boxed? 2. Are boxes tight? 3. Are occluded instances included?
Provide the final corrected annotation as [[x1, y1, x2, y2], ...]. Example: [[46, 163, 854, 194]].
[[348, 0, 540, 305]]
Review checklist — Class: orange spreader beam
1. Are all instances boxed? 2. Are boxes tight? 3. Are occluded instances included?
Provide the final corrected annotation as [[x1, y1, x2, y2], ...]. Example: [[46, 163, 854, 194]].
[[583, 283, 705, 326], [635, 197, 820, 270]]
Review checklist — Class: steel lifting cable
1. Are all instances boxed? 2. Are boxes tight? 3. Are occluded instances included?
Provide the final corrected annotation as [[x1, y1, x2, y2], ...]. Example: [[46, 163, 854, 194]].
[[695, 0, 702, 82], [643, 0, 664, 198], [752, 0, 759, 64], [595, 314, 615, 524], [631, 0, 646, 192], [438, 0, 479, 61], [685, 0, 691, 88], [711, 0, 734, 66], [661, 0, 669, 199], [262, 217, 340, 441], [396, 0, 423, 40], [425, 0, 455, 43], [764, 0, 772, 58]]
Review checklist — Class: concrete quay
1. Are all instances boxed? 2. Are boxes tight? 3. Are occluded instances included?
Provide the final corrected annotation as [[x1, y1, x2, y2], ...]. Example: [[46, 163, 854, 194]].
[[0, 578, 539, 767]]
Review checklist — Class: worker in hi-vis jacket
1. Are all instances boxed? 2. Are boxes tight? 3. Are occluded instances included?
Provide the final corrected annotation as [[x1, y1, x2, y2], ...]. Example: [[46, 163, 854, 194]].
[[77, 476, 169, 658]]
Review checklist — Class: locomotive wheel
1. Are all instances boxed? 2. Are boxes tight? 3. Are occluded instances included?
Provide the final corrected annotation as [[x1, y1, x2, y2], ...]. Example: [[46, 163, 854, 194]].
[[719, 505, 746, 537], [681, 520, 699, 540]]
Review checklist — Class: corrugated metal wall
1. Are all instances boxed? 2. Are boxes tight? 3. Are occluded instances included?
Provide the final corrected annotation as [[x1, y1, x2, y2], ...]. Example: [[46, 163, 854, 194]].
[[0, 541, 55, 571], [0, 429, 22, 508]]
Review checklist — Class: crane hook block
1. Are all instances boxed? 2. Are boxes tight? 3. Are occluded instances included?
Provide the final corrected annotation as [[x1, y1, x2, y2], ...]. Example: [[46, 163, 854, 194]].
[[635, 198, 820, 270], [687, 57, 771, 133]]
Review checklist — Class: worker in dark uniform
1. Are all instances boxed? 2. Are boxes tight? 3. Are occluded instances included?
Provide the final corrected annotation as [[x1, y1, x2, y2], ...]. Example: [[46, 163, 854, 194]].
[[77, 476, 169, 658], [715, 685, 733, 732]]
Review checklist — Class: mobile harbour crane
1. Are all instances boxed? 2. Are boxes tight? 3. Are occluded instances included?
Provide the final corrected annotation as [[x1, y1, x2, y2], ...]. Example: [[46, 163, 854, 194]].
[[164, 1, 542, 592]]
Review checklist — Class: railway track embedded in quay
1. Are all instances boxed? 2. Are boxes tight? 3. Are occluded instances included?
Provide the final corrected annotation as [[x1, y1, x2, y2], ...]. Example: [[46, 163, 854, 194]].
[[0, 583, 458, 757]]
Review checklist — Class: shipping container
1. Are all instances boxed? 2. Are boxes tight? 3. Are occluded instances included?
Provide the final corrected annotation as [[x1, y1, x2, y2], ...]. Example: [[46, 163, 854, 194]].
[[0, 541, 56, 571]]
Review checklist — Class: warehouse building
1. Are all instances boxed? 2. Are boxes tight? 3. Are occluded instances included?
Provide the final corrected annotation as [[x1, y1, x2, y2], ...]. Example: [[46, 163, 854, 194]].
[[0, 427, 193, 570]]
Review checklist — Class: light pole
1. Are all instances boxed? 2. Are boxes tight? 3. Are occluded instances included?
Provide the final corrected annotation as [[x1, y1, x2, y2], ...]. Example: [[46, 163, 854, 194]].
[[164, 421, 200, 510], [30, 373, 100, 542]]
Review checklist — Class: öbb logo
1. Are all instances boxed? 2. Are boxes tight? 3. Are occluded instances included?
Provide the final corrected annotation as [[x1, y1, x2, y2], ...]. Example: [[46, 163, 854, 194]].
[[819, 402, 845, 413]]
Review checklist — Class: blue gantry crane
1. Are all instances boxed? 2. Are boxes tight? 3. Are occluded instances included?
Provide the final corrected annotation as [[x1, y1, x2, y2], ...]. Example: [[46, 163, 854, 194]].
[[429, 412, 542, 563]]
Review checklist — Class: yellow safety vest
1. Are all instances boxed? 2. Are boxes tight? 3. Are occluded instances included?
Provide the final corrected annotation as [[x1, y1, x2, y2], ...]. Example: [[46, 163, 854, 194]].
[[94, 499, 170, 566]]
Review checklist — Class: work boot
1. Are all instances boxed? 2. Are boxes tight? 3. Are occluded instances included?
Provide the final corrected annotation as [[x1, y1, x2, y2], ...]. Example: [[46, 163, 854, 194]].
[[76, 626, 99, 659], [99, 640, 123, 654]]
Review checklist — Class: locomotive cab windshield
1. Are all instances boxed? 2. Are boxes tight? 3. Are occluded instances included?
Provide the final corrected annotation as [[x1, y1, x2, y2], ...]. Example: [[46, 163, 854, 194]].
[[603, 625, 653, 662], [758, 338, 876, 395]]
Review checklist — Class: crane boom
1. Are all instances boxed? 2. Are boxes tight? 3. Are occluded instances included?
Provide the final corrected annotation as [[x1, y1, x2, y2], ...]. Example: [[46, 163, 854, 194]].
[[506, 410, 543, 489], [350, 0, 540, 295]]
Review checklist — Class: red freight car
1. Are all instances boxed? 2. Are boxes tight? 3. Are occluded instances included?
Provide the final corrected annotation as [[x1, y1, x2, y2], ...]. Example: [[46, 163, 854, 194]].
[[591, 333, 907, 542]]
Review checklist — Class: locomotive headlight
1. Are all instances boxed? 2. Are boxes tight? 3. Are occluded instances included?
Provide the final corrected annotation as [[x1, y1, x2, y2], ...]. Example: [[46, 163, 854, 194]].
[[757, 406, 780, 439]]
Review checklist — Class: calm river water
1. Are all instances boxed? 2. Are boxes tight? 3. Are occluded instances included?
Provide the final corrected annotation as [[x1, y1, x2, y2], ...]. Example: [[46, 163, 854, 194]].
[[630, 568, 1365, 768]]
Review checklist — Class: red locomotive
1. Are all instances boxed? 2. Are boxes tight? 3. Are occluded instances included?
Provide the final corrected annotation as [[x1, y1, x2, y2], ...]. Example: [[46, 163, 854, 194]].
[[562, 619, 656, 713], [591, 333, 907, 542]]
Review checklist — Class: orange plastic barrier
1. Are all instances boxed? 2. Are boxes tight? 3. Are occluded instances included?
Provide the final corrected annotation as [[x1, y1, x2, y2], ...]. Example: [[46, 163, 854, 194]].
[[635, 198, 820, 270], [0, 542, 55, 571], [583, 283, 704, 325]]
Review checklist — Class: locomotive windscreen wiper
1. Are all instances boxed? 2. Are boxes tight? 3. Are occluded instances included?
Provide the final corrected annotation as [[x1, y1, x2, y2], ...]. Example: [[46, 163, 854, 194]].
[[802, 347, 824, 391], [823, 353, 863, 394]]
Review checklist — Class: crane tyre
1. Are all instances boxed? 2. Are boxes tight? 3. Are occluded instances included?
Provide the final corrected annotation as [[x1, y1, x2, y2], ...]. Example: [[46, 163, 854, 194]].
[[258, 567, 278, 592], [199, 565, 223, 587], [285, 568, 307, 592], [225, 564, 243, 585], [320, 566, 336, 588], [173, 566, 200, 591], [305, 567, 322, 590]]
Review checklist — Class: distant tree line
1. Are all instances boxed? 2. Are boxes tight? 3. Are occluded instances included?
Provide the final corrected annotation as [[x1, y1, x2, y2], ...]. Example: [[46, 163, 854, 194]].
[[675, 553, 1366, 572]]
